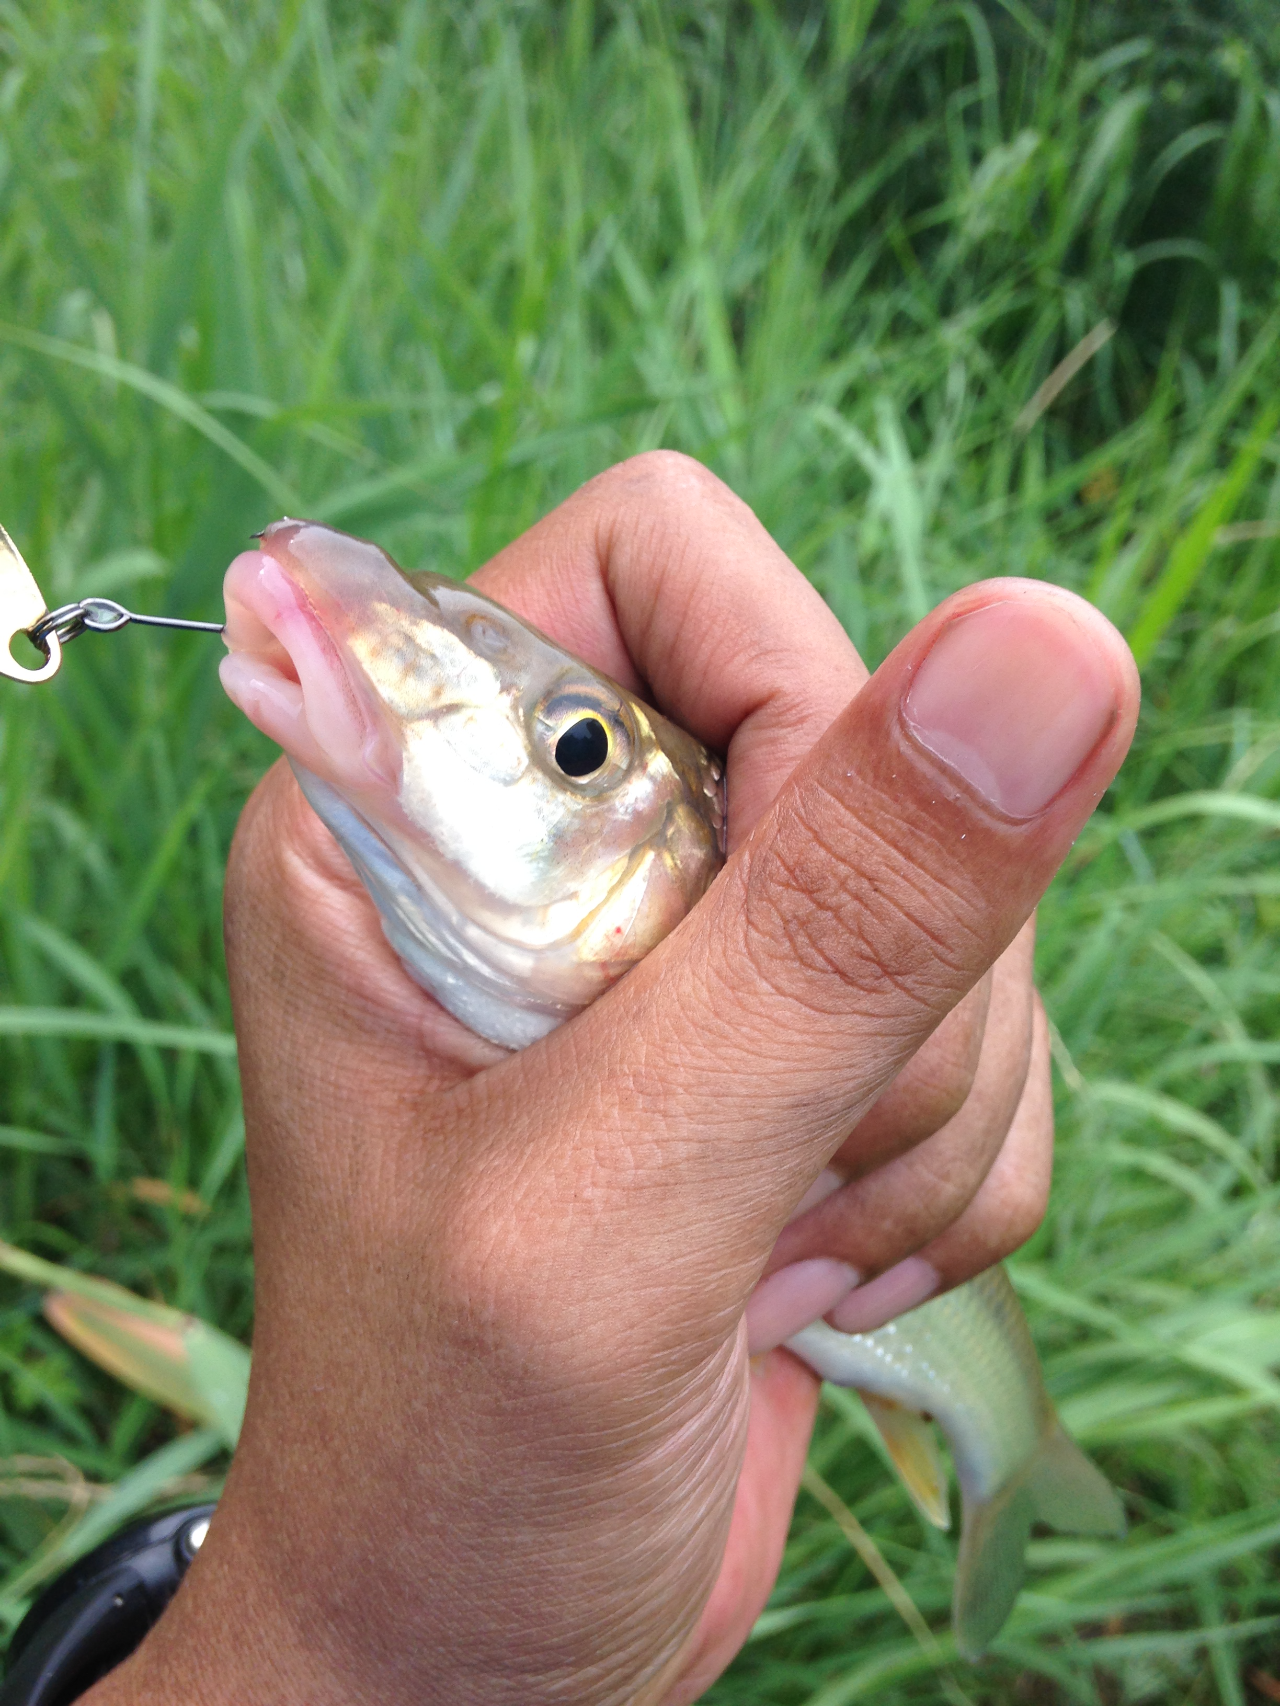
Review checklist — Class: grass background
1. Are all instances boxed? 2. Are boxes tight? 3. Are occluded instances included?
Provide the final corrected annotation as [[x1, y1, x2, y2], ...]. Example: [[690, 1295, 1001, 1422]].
[[1, 0, 1279, 1697]]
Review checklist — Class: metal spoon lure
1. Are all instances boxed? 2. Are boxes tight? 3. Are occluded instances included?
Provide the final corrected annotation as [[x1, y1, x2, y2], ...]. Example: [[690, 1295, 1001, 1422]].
[[0, 525, 223, 685]]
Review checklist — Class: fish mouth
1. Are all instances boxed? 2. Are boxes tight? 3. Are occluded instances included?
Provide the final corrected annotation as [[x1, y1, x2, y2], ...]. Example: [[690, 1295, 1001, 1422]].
[[220, 520, 401, 794]]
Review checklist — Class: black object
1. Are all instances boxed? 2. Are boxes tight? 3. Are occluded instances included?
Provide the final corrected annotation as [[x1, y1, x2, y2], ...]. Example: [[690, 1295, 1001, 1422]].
[[555, 716, 609, 777], [0, 1504, 215, 1706]]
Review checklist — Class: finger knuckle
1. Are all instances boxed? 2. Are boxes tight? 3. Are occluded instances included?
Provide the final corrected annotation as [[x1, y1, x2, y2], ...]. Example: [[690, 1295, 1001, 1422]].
[[612, 447, 734, 503], [899, 1037, 983, 1137], [991, 1171, 1049, 1257]]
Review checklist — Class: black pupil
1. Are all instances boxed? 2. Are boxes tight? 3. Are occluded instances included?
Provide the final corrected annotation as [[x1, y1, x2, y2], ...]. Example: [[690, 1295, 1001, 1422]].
[[555, 717, 609, 777]]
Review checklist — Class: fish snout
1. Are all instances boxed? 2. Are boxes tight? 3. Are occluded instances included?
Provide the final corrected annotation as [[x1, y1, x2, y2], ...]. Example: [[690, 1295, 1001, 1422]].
[[220, 541, 398, 792]]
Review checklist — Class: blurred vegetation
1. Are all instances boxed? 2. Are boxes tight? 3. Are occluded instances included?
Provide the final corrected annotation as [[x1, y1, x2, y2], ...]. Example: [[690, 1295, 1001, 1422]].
[[1, 0, 1280, 1697]]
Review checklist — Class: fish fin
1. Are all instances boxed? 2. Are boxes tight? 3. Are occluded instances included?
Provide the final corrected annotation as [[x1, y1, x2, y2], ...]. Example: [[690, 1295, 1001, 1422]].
[[953, 1420, 1125, 1660], [1027, 1422, 1126, 1537], [859, 1392, 951, 1531], [953, 1478, 1036, 1660]]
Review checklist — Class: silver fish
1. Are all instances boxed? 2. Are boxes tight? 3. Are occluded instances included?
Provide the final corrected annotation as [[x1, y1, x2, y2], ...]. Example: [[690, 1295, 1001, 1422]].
[[221, 519, 1124, 1657], [221, 519, 724, 1048]]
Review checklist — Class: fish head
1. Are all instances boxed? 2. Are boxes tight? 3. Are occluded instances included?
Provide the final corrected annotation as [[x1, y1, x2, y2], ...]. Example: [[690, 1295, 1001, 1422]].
[[221, 520, 726, 1047]]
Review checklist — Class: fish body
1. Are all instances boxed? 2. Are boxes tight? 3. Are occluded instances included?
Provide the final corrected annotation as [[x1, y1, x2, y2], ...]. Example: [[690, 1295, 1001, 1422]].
[[791, 1266, 1122, 1654], [220, 519, 1123, 1656]]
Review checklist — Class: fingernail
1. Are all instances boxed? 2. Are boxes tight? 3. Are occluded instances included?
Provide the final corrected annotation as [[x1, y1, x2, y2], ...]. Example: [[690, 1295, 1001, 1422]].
[[903, 599, 1117, 818], [745, 1259, 860, 1355], [827, 1256, 940, 1335], [786, 1167, 846, 1224]]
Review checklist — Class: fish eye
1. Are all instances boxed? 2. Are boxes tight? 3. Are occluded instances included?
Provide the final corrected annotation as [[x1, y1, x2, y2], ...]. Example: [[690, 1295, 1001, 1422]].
[[533, 682, 635, 789], [555, 716, 610, 778]]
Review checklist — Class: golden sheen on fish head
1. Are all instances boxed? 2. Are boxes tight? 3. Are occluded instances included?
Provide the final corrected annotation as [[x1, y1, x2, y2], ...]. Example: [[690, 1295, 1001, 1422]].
[[220, 520, 726, 1047]]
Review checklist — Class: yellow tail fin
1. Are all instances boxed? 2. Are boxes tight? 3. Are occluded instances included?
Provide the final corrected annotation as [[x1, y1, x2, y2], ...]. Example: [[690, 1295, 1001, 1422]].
[[860, 1393, 951, 1531]]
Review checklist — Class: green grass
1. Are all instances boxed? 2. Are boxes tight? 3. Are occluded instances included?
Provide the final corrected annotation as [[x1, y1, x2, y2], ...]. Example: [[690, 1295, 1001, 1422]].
[[2, 0, 1280, 1697]]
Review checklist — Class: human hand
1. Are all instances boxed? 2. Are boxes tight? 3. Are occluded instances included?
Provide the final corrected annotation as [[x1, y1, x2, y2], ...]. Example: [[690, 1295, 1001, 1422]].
[[91, 453, 1138, 1706]]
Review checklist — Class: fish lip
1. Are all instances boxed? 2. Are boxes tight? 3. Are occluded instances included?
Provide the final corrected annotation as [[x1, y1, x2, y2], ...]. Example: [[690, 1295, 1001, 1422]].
[[222, 528, 403, 793]]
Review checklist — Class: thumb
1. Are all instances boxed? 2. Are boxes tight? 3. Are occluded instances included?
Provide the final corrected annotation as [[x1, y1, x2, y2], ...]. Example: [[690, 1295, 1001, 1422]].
[[498, 579, 1137, 1265]]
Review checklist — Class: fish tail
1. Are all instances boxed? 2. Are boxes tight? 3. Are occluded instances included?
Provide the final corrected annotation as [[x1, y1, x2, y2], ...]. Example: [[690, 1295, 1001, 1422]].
[[953, 1422, 1125, 1660], [1025, 1422, 1126, 1537]]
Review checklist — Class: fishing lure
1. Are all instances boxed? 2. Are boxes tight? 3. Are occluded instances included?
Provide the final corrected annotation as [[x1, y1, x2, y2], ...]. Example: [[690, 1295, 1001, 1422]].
[[0, 524, 222, 685]]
